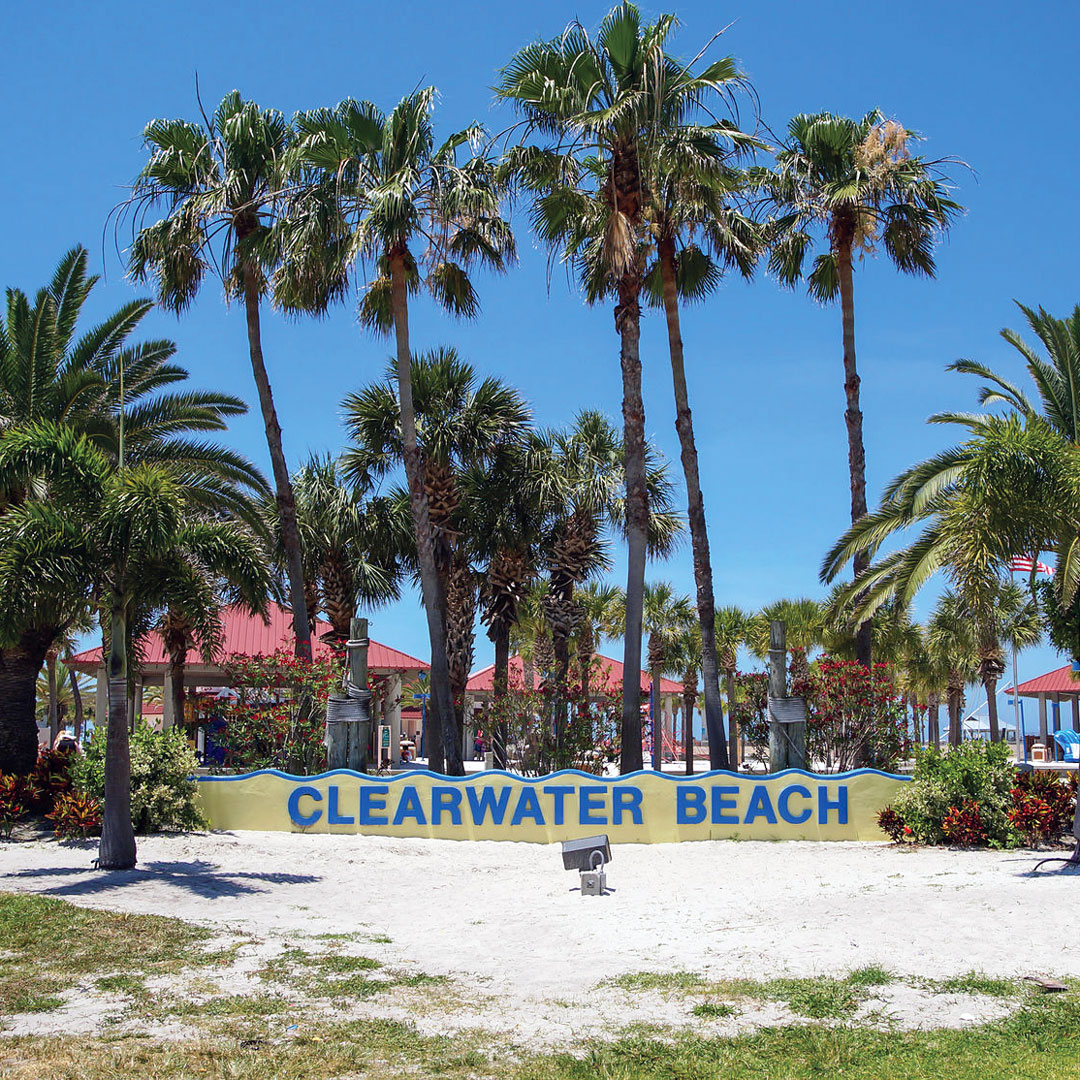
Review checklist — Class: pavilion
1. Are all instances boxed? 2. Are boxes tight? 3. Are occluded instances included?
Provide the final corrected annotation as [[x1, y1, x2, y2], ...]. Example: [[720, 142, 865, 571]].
[[65, 603, 429, 756], [1003, 664, 1080, 760]]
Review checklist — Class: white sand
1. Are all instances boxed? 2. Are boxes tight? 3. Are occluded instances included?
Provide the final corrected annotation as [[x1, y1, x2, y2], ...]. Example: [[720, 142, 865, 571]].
[[1, 832, 1076, 1046]]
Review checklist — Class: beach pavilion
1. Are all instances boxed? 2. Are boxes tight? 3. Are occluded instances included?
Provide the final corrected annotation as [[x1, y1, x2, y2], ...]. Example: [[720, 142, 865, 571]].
[[1003, 664, 1080, 760], [65, 603, 428, 755], [463, 653, 686, 758]]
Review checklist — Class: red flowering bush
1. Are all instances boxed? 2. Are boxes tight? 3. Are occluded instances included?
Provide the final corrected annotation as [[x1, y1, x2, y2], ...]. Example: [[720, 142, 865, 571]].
[[47, 791, 102, 839], [877, 806, 908, 843], [1009, 771, 1076, 847], [941, 800, 988, 847], [0, 774, 29, 838]]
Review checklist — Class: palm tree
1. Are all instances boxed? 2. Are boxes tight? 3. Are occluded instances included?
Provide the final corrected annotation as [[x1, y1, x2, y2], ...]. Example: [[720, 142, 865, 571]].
[[0, 247, 260, 774], [640, 582, 694, 769], [713, 605, 751, 768], [763, 111, 961, 666], [925, 592, 977, 747], [343, 349, 528, 772], [500, 4, 727, 770], [747, 597, 826, 681], [572, 581, 623, 712], [291, 92, 514, 771], [666, 623, 701, 774], [128, 91, 315, 661], [0, 423, 270, 869]]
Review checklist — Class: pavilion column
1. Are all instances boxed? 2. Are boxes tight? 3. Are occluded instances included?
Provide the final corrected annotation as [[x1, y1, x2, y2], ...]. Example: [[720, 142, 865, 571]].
[[387, 673, 402, 767], [163, 671, 175, 729], [1039, 694, 1049, 758]]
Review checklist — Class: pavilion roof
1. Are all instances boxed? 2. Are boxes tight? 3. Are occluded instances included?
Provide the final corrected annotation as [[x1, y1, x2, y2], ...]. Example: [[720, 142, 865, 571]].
[[1003, 663, 1080, 700], [65, 602, 428, 675], [465, 653, 682, 695]]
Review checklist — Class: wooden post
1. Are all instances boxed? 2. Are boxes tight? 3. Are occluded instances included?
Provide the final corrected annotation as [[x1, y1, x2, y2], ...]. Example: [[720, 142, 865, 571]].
[[768, 620, 786, 774], [347, 617, 369, 772]]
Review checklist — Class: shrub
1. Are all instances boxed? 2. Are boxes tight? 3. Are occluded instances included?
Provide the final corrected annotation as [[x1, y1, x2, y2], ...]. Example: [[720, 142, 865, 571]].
[[876, 805, 907, 843], [29, 746, 76, 812], [72, 724, 206, 833], [887, 742, 1018, 847], [0, 774, 29, 838], [941, 800, 988, 847], [1009, 771, 1077, 847], [46, 792, 102, 839]]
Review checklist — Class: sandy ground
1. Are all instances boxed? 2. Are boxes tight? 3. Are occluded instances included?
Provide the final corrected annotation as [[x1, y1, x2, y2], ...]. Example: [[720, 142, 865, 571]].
[[1, 831, 1077, 1046]]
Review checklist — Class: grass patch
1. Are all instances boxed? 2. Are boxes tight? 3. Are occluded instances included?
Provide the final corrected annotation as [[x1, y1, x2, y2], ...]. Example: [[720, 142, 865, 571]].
[[0, 892, 217, 1016], [693, 1001, 737, 1019], [609, 970, 708, 992], [848, 965, 896, 987], [932, 972, 1018, 998], [93, 974, 146, 995]]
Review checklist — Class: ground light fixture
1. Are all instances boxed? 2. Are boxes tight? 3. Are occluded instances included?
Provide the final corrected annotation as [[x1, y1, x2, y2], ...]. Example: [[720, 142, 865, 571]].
[[561, 834, 611, 896]]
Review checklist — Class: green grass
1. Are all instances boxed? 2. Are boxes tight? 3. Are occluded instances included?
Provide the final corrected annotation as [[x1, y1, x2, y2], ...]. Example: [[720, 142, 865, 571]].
[[692, 1001, 737, 1019], [848, 965, 896, 987], [932, 972, 1019, 998], [609, 970, 708, 992]]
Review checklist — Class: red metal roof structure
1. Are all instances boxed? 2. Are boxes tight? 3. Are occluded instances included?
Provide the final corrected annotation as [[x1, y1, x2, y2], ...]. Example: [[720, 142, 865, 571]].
[[466, 653, 682, 695], [1004, 664, 1080, 701], [67, 602, 427, 674]]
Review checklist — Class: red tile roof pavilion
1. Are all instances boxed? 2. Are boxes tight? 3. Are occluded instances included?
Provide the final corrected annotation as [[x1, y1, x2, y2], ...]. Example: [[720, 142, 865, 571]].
[[466, 653, 682, 696], [1004, 664, 1080, 702], [67, 602, 427, 678]]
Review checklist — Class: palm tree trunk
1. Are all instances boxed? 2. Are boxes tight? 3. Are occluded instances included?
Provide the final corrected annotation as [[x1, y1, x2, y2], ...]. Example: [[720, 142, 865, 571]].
[[726, 670, 740, 768], [241, 264, 311, 663], [948, 681, 963, 747], [928, 691, 940, 747], [0, 634, 52, 774], [446, 555, 475, 770], [70, 668, 84, 742], [836, 233, 872, 669], [650, 670, 661, 770], [683, 683, 695, 775], [659, 239, 729, 770], [618, 277, 647, 775], [984, 675, 1001, 742], [47, 652, 59, 743], [169, 646, 187, 732], [98, 604, 136, 870], [492, 620, 510, 770], [389, 250, 460, 775]]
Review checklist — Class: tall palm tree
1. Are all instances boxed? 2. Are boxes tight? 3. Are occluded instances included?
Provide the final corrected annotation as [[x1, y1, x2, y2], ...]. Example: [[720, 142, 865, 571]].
[[640, 582, 694, 769], [128, 91, 316, 661], [0, 247, 260, 773], [763, 111, 961, 666], [343, 349, 528, 772], [0, 423, 270, 869], [500, 4, 727, 770], [291, 92, 514, 771], [714, 604, 750, 768]]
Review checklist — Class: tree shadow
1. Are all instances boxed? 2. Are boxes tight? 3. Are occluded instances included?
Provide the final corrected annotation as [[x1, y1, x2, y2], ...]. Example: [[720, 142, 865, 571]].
[[5, 859, 320, 899]]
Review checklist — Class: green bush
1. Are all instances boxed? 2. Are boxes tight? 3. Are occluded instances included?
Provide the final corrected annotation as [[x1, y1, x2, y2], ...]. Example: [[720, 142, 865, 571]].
[[72, 723, 207, 833], [888, 741, 1018, 847]]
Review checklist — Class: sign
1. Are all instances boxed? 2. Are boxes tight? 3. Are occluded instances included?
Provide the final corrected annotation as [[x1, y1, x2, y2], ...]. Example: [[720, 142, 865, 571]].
[[195, 768, 908, 843]]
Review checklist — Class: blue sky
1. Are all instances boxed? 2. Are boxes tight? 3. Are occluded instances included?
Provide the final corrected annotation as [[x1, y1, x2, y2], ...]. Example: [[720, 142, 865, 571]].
[[4, 1, 1079, 697]]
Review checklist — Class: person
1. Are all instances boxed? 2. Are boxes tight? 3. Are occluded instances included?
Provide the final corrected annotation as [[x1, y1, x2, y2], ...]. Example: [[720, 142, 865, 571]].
[[474, 732, 484, 760]]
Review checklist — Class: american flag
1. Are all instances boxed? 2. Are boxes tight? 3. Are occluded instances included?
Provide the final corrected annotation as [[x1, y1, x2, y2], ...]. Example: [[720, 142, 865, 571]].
[[1008, 556, 1054, 575]]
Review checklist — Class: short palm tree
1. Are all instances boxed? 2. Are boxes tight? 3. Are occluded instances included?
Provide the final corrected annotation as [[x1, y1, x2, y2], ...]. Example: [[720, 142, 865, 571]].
[[291, 90, 514, 773], [128, 92, 315, 661], [762, 111, 962, 665], [714, 604, 751, 767], [666, 623, 701, 774], [0, 423, 269, 869], [571, 581, 624, 711], [343, 349, 528, 772], [500, 3, 729, 770], [747, 597, 827, 683], [925, 592, 977, 747]]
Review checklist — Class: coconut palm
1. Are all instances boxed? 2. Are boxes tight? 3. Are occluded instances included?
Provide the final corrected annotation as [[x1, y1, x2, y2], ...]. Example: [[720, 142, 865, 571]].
[[714, 604, 751, 767], [0, 423, 270, 869], [128, 92, 316, 662], [499, 3, 733, 770], [343, 349, 528, 772], [289, 90, 514, 774], [763, 111, 962, 666], [0, 248, 261, 774]]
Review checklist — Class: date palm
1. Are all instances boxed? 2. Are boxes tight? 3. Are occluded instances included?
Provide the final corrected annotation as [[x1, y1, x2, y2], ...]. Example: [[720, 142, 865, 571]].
[[500, 3, 729, 770], [291, 91, 514, 772], [0, 247, 260, 773], [128, 91, 316, 661], [0, 423, 270, 869], [343, 348, 528, 772], [763, 111, 962, 666]]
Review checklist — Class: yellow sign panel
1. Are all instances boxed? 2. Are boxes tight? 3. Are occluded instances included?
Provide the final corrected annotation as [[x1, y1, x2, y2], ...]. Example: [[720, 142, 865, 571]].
[[195, 768, 908, 843]]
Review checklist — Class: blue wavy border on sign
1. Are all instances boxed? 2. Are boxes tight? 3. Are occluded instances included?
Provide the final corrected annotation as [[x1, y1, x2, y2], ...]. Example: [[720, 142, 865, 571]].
[[195, 766, 911, 784]]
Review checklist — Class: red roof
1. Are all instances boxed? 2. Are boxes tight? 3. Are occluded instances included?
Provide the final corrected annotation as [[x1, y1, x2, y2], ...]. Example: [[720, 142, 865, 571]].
[[1004, 664, 1080, 698], [66, 603, 427, 673], [466, 653, 682, 695]]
